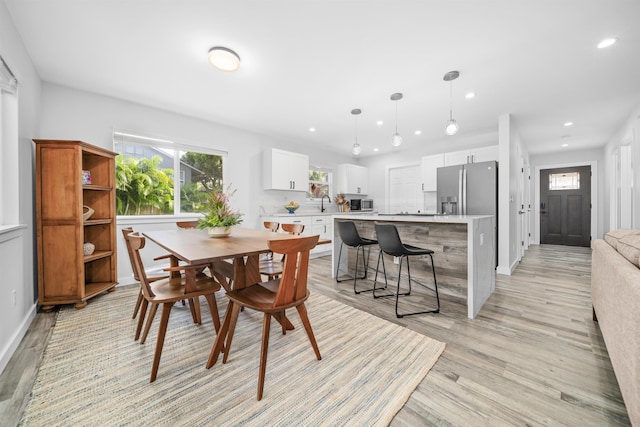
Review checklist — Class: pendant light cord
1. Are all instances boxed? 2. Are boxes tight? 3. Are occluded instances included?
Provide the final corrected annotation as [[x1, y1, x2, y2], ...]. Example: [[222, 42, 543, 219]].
[[395, 101, 399, 133]]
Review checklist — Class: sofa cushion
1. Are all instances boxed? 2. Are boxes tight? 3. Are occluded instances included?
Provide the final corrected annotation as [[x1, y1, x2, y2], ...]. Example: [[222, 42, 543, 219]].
[[604, 229, 640, 250], [617, 234, 640, 267]]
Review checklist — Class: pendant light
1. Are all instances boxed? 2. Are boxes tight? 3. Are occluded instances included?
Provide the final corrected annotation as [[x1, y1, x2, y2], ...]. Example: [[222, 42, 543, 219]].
[[443, 70, 459, 136], [390, 93, 403, 147], [351, 108, 362, 156]]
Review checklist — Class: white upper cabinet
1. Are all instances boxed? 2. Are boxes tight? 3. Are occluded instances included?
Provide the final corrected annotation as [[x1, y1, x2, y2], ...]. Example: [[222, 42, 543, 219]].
[[336, 163, 368, 195], [420, 153, 444, 192], [263, 148, 309, 191], [444, 145, 499, 166]]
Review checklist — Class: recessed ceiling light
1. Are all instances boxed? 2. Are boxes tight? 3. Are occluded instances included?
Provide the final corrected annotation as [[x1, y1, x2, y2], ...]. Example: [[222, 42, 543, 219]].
[[414, 130, 422, 135], [373, 148, 379, 152], [562, 143, 569, 147], [309, 127, 315, 132], [597, 38, 617, 49], [465, 92, 475, 99], [564, 122, 573, 127], [376, 120, 384, 126], [208, 46, 241, 72]]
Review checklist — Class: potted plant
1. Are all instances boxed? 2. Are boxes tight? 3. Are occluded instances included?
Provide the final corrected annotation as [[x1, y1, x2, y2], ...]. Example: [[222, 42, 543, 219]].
[[197, 185, 243, 237]]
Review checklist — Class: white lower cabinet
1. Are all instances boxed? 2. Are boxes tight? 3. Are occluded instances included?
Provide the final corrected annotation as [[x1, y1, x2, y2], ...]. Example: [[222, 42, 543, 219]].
[[261, 215, 331, 255]]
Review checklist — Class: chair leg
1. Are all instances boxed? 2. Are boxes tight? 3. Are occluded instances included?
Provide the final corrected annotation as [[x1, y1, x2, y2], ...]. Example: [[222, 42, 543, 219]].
[[395, 254, 440, 318], [206, 301, 235, 369], [140, 302, 159, 344], [257, 313, 272, 401], [132, 289, 143, 319], [135, 299, 149, 341], [150, 302, 174, 382], [204, 293, 221, 333], [372, 251, 394, 298], [335, 243, 345, 282], [222, 302, 242, 364], [296, 303, 321, 360]]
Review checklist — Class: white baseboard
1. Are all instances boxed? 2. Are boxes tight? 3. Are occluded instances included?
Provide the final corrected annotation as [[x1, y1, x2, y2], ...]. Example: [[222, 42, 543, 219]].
[[0, 303, 37, 375]]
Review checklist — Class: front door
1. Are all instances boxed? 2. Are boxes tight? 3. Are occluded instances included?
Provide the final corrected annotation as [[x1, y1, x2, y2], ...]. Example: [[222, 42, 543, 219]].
[[540, 166, 591, 246]]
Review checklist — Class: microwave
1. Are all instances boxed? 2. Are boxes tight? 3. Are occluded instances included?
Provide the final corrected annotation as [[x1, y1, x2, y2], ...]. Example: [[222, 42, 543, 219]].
[[350, 199, 373, 211]]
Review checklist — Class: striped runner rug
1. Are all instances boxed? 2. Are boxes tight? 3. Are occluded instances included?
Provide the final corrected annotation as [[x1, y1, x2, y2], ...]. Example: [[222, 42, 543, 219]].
[[20, 286, 445, 426]]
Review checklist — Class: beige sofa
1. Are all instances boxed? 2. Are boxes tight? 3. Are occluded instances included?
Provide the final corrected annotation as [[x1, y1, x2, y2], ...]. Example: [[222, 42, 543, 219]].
[[591, 229, 640, 426]]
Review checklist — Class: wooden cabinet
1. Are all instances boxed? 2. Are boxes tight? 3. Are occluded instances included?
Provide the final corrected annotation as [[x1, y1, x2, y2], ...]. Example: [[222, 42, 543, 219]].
[[420, 153, 444, 192], [34, 140, 118, 311], [444, 145, 499, 166], [336, 163, 368, 195], [263, 148, 309, 191]]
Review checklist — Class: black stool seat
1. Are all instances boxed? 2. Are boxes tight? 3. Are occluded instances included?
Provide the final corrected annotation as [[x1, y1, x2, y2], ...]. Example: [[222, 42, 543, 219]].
[[373, 223, 440, 318], [335, 221, 383, 294]]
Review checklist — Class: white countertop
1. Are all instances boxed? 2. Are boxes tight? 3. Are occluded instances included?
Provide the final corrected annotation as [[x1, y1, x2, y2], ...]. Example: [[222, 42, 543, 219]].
[[332, 213, 493, 224], [261, 211, 372, 217]]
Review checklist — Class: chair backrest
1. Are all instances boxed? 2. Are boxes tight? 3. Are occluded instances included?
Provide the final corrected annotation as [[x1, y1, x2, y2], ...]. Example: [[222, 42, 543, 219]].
[[121, 226, 143, 281], [122, 231, 156, 299], [268, 235, 319, 308], [264, 221, 279, 232], [336, 220, 366, 247], [281, 223, 304, 235], [374, 223, 407, 257], [176, 220, 199, 229]]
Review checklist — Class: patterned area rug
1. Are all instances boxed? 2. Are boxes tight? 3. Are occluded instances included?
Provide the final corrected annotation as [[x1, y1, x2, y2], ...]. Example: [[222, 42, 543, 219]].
[[20, 287, 445, 426]]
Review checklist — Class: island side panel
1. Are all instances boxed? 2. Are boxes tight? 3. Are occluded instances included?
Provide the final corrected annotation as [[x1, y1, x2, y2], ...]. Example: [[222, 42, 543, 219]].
[[468, 216, 496, 318], [334, 218, 469, 301]]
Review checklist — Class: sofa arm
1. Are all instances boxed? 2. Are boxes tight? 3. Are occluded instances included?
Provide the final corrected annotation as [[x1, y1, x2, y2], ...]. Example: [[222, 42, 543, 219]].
[[591, 239, 640, 425]]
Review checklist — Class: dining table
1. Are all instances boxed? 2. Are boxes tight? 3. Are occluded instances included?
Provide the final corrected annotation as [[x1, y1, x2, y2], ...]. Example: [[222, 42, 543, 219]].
[[143, 227, 330, 328]]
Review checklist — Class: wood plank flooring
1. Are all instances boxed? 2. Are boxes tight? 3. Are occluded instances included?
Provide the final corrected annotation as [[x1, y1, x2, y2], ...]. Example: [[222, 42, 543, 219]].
[[0, 244, 631, 426]]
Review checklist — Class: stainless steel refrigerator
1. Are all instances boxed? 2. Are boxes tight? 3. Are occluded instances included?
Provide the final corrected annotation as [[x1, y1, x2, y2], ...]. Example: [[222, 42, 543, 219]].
[[437, 160, 498, 264]]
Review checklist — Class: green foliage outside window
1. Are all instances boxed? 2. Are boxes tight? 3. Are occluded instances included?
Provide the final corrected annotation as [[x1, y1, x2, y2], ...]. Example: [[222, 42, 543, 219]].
[[116, 155, 174, 215]]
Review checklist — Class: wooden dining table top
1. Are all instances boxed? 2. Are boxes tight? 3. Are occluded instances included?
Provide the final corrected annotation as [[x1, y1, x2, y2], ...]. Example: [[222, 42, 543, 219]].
[[143, 227, 330, 265]]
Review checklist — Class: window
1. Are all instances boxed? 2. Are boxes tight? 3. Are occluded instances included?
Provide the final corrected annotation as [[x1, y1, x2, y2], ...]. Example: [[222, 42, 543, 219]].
[[113, 131, 226, 216], [308, 168, 331, 199], [0, 55, 19, 226], [549, 172, 580, 190]]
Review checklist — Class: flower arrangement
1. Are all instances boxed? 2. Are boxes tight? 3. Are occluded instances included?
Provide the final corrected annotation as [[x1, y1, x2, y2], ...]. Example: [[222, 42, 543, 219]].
[[197, 185, 243, 230], [335, 193, 348, 206]]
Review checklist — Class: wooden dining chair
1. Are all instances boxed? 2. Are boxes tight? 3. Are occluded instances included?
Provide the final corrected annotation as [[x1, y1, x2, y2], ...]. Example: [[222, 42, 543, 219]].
[[207, 234, 321, 400], [281, 223, 305, 235], [126, 231, 222, 382], [176, 220, 200, 229], [121, 227, 169, 330]]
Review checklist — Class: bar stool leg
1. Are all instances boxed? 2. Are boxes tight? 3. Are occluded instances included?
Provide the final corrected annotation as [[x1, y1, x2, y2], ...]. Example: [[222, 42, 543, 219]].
[[395, 254, 440, 318]]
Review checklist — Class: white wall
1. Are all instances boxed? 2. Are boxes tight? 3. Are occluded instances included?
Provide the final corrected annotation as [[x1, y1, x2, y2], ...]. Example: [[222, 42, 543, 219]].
[[602, 103, 640, 232], [39, 82, 353, 285], [0, 0, 42, 374]]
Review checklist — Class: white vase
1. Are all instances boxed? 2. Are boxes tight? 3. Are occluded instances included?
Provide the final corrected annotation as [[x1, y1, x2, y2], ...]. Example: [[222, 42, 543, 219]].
[[83, 242, 95, 256], [208, 226, 232, 238]]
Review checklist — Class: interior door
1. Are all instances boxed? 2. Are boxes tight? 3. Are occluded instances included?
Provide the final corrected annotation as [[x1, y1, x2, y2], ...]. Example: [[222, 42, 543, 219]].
[[540, 166, 591, 246], [388, 165, 421, 213]]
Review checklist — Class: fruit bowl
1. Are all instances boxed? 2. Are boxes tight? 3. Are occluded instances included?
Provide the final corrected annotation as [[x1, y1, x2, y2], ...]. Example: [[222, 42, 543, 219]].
[[284, 205, 299, 214]]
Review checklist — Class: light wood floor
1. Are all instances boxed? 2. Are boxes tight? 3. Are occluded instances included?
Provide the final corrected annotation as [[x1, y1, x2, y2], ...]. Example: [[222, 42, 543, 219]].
[[0, 244, 631, 426]]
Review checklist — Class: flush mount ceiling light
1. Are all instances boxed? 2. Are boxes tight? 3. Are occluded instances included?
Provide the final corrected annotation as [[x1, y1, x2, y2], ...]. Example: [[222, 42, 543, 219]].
[[390, 93, 403, 147], [208, 46, 241, 72], [351, 108, 362, 156], [597, 38, 617, 49], [443, 71, 460, 136]]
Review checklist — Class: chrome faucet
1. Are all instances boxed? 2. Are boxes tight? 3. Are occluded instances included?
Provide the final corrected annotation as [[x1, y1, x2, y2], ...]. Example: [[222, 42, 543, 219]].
[[320, 194, 331, 212]]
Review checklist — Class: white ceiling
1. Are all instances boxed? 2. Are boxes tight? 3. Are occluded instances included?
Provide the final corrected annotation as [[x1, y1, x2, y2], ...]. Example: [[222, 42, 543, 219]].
[[5, 0, 640, 157]]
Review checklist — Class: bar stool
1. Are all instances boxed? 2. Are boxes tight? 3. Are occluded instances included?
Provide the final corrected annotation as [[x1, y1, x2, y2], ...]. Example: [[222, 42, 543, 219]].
[[373, 223, 440, 318], [335, 220, 381, 294]]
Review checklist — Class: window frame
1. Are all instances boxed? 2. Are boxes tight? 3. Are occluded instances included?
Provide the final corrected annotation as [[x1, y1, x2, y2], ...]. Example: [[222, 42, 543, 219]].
[[113, 131, 227, 218], [307, 166, 333, 201]]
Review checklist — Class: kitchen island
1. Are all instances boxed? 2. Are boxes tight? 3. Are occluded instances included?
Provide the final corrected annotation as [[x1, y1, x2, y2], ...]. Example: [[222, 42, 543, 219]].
[[332, 214, 495, 319]]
